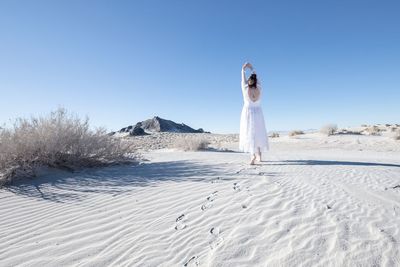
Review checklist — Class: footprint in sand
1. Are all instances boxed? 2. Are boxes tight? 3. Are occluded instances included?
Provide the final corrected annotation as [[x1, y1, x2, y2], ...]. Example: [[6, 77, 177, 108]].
[[207, 191, 218, 201], [201, 202, 212, 211], [233, 182, 241, 192], [175, 214, 187, 230], [209, 227, 224, 249], [201, 191, 218, 211], [210, 227, 220, 236], [183, 255, 199, 266]]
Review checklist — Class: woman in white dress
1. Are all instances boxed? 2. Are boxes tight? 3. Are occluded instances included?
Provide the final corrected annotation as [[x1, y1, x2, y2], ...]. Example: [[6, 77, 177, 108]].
[[239, 62, 269, 165]]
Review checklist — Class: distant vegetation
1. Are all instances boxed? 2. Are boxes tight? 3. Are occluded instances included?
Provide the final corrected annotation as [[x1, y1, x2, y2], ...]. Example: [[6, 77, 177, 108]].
[[364, 126, 381, 136], [269, 132, 280, 138], [394, 130, 400, 141], [173, 135, 209, 151], [320, 124, 338, 136], [289, 130, 304, 137], [0, 108, 135, 186]]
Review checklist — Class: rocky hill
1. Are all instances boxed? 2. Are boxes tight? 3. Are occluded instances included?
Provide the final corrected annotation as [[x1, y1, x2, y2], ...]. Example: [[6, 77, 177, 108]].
[[118, 116, 208, 136]]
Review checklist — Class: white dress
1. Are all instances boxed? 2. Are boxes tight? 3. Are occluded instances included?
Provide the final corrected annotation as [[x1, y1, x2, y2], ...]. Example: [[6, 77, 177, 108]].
[[239, 68, 269, 154]]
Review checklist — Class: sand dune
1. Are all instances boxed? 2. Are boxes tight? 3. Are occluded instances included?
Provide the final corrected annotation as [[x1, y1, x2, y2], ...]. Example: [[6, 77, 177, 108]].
[[1, 134, 400, 266]]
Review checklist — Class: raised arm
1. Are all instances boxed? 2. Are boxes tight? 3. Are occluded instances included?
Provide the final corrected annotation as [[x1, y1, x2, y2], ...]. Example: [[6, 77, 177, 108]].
[[241, 67, 247, 90], [241, 62, 253, 90]]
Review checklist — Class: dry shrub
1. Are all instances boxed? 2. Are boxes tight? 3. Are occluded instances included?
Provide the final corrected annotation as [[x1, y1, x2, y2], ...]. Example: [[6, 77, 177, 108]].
[[269, 132, 280, 138], [289, 130, 304, 137], [320, 124, 338, 136], [0, 108, 135, 186], [394, 130, 400, 141], [173, 135, 209, 151], [364, 126, 381, 136]]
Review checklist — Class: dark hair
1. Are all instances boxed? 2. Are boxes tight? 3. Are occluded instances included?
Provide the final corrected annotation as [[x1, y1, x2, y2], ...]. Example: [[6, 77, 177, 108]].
[[248, 73, 258, 88]]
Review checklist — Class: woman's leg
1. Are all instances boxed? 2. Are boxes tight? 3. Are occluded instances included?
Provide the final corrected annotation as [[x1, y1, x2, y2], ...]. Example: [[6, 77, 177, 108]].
[[250, 153, 256, 165], [257, 147, 262, 162]]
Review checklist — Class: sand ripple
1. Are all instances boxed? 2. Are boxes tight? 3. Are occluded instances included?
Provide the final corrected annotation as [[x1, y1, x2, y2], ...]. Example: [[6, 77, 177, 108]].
[[1, 149, 400, 266]]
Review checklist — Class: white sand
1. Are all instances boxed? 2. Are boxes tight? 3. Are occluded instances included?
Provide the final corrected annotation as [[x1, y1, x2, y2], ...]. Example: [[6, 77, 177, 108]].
[[1, 133, 400, 266]]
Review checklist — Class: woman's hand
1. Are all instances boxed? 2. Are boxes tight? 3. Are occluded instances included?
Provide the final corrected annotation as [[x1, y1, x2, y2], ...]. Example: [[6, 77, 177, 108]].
[[242, 62, 253, 70]]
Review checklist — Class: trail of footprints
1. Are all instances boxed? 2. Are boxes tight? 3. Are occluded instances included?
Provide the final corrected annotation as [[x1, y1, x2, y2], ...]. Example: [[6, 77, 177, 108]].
[[178, 167, 263, 265], [180, 164, 400, 265]]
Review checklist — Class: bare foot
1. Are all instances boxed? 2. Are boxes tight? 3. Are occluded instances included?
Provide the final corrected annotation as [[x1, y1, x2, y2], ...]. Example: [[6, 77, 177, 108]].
[[256, 153, 262, 162], [250, 155, 256, 165]]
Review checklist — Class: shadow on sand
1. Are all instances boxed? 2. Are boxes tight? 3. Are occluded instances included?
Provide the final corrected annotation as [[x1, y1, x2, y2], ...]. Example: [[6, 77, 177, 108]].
[[4, 160, 233, 203], [261, 160, 400, 168]]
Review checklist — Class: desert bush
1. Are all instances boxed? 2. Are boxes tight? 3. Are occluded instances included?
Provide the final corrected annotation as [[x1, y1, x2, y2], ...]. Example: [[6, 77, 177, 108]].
[[288, 130, 304, 137], [269, 132, 280, 138], [320, 124, 338, 136], [173, 135, 209, 151], [0, 108, 135, 186], [364, 126, 381, 136], [394, 130, 400, 141]]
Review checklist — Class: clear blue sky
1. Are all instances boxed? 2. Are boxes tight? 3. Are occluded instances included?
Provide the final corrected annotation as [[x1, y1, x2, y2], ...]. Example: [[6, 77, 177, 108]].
[[1, 0, 399, 133]]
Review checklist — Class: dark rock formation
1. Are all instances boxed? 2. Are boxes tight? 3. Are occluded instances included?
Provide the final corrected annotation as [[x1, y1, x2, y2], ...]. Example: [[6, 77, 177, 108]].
[[140, 116, 203, 133], [129, 124, 148, 136], [119, 116, 208, 134], [119, 125, 133, 133]]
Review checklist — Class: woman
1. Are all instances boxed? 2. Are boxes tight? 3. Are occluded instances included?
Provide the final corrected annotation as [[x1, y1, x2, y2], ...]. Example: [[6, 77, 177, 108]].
[[239, 62, 269, 165]]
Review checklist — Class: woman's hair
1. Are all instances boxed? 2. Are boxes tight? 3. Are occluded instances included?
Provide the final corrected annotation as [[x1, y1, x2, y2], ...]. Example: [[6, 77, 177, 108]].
[[248, 73, 258, 88]]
